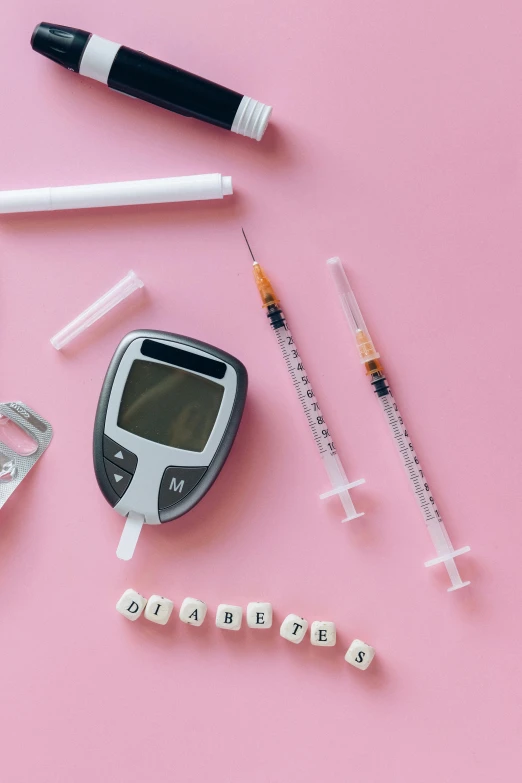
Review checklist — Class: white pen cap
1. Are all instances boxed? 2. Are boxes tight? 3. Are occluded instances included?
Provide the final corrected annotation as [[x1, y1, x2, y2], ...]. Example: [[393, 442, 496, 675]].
[[0, 173, 233, 214]]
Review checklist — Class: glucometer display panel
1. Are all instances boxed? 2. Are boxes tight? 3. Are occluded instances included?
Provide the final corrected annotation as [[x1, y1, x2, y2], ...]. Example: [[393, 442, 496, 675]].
[[117, 359, 224, 452], [140, 338, 227, 379]]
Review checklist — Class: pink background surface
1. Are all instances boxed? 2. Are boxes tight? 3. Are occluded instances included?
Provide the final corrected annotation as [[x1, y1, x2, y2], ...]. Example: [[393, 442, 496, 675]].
[[0, 1, 521, 781]]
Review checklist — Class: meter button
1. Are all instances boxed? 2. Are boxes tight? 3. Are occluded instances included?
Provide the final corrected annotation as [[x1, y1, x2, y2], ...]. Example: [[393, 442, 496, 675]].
[[103, 436, 137, 474], [159, 467, 207, 509], [104, 459, 133, 497]]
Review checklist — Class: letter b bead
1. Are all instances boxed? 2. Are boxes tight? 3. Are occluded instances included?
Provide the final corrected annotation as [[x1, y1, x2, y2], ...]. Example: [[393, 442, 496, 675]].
[[216, 604, 242, 630]]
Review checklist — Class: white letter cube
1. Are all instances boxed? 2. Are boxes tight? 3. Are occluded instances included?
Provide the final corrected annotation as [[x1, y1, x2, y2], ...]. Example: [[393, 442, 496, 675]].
[[216, 604, 242, 631], [116, 588, 147, 622], [179, 597, 207, 626], [144, 595, 174, 625], [345, 639, 376, 670], [280, 613, 308, 644], [310, 620, 336, 646], [247, 602, 273, 629]]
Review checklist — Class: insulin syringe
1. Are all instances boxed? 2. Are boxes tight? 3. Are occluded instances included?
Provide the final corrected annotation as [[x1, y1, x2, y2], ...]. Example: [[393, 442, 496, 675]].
[[327, 257, 470, 591], [242, 231, 365, 522]]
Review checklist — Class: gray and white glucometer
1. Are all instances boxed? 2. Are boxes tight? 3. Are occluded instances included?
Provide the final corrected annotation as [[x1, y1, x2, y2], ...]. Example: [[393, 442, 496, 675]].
[[93, 330, 247, 560]]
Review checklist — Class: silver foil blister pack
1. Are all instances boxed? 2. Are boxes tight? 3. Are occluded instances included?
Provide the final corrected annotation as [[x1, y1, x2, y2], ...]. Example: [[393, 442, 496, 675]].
[[0, 401, 53, 509]]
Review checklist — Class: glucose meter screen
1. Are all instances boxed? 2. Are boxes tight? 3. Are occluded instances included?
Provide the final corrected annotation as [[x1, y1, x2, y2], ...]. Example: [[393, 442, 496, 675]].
[[118, 360, 225, 452]]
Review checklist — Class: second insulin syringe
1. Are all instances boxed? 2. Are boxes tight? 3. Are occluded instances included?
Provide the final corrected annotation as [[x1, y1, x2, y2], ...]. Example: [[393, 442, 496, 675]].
[[242, 231, 365, 522], [327, 257, 470, 591]]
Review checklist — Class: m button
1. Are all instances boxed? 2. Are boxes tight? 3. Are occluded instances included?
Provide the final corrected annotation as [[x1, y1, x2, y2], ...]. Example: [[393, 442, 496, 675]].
[[159, 467, 207, 510]]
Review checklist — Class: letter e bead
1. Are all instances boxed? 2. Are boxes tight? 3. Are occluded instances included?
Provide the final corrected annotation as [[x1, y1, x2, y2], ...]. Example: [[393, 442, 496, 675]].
[[247, 602, 273, 629], [310, 620, 336, 647], [116, 588, 147, 621], [280, 613, 308, 644]]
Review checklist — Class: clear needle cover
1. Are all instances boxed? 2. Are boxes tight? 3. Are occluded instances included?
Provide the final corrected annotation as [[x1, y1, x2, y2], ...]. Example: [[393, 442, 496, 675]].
[[327, 257, 380, 364]]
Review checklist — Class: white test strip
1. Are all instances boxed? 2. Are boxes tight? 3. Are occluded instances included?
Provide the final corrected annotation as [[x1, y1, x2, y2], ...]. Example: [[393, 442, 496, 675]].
[[116, 511, 145, 561]]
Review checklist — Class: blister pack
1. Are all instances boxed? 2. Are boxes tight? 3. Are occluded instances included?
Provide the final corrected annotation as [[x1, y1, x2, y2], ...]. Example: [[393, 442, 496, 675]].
[[0, 401, 53, 509]]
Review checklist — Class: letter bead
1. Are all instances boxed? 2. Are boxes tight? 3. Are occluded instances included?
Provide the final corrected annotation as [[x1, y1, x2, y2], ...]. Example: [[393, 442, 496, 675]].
[[247, 602, 273, 629], [280, 613, 308, 644], [179, 597, 207, 626], [144, 594, 174, 625], [310, 620, 336, 647], [116, 588, 147, 621], [344, 639, 376, 670], [216, 604, 242, 631]]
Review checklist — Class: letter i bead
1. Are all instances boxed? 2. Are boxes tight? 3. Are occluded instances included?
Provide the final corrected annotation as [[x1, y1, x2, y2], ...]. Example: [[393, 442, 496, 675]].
[[144, 595, 174, 625]]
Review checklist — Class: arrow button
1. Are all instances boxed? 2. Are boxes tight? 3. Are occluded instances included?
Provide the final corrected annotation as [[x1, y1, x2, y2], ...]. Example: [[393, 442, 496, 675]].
[[103, 436, 138, 474], [104, 458, 132, 497]]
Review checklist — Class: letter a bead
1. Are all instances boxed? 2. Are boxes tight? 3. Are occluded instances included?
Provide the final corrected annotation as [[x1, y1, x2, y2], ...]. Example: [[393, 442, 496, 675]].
[[344, 639, 375, 670], [280, 613, 308, 644], [216, 604, 242, 630], [179, 597, 207, 626], [116, 588, 147, 621]]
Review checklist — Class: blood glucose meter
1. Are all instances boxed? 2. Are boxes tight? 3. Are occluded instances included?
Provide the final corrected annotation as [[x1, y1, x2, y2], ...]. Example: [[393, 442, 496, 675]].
[[93, 330, 247, 559]]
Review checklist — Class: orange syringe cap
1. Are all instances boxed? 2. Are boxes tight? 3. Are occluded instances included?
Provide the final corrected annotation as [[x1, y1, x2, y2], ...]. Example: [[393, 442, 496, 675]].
[[252, 262, 279, 308]]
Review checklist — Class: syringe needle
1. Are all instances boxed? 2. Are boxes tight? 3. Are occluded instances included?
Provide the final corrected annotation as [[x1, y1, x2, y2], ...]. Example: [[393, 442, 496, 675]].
[[241, 227, 257, 265], [242, 230, 279, 308]]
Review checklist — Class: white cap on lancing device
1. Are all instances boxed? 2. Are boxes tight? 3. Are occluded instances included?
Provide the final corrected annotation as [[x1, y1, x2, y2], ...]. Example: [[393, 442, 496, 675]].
[[0, 173, 233, 214]]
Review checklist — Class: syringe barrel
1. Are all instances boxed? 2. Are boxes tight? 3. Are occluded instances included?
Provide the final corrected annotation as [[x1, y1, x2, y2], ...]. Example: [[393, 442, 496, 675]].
[[270, 307, 363, 521], [378, 390, 455, 555]]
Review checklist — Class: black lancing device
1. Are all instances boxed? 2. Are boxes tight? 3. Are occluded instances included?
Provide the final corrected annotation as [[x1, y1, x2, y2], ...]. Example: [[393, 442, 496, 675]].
[[31, 23, 272, 141]]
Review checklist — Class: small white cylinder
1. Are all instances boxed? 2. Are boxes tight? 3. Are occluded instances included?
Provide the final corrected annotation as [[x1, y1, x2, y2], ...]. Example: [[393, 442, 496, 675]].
[[50, 270, 144, 350], [0, 173, 233, 214]]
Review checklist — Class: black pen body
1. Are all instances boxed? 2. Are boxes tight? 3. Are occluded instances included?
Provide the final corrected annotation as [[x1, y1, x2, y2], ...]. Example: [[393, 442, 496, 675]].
[[107, 47, 242, 130]]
